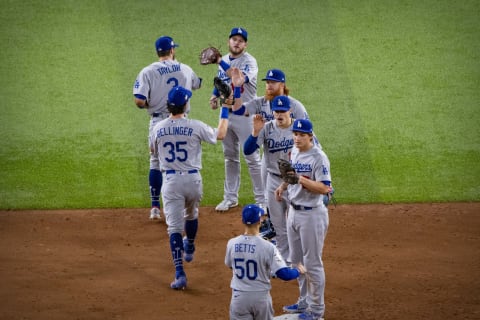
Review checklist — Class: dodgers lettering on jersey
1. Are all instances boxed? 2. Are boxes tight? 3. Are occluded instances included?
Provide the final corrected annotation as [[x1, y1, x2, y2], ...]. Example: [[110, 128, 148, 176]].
[[266, 136, 294, 154], [292, 161, 313, 174], [287, 145, 331, 208], [255, 121, 295, 176]]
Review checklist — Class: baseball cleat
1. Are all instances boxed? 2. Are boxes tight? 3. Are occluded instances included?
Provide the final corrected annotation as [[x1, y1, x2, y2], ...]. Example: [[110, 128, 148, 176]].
[[149, 207, 162, 220], [298, 311, 324, 320], [183, 237, 195, 262], [215, 199, 238, 212], [170, 275, 187, 290], [283, 303, 307, 314]]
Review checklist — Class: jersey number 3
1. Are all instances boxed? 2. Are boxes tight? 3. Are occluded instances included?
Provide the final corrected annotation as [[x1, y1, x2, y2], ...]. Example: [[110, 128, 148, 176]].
[[234, 258, 258, 280], [163, 141, 188, 162]]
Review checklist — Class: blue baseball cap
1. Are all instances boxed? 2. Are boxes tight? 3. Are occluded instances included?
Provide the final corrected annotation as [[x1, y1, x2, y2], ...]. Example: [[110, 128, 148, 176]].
[[242, 204, 265, 225], [262, 69, 286, 83], [292, 119, 313, 134], [167, 86, 192, 107], [271, 95, 291, 112], [229, 27, 248, 41], [155, 36, 179, 52]]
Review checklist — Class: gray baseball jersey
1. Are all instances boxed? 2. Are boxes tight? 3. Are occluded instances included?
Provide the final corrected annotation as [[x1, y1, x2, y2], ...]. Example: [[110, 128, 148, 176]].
[[218, 52, 258, 101], [254, 120, 294, 261], [150, 117, 220, 234], [288, 145, 331, 207], [225, 234, 287, 319], [243, 95, 309, 122], [134, 60, 202, 117], [217, 52, 264, 205], [225, 234, 287, 291], [286, 144, 331, 317]]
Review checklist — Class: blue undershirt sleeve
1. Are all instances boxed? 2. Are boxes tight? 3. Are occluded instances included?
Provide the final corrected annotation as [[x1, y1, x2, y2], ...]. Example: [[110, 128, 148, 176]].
[[233, 105, 246, 115], [275, 267, 300, 281], [243, 135, 259, 155]]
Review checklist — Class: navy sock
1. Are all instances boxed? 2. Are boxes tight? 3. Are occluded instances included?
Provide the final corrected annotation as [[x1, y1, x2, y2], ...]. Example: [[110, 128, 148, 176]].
[[149, 169, 162, 208], [169, 233, 184, 276], [184, 219, 198, 243]]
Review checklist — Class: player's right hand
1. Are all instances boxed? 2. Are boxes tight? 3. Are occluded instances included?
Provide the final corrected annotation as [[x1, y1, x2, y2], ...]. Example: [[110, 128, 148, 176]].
[[209, 95, 219, 110], [296, 263, 307, 274], [252, 114, 265, 135]]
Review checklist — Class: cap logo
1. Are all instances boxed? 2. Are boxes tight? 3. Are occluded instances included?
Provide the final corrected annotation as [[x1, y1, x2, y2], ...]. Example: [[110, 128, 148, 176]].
[[237, 28, 243, 34], [297, 122, 302, 128], [268, 70, 274, 77], [278, 99, 283, 106]]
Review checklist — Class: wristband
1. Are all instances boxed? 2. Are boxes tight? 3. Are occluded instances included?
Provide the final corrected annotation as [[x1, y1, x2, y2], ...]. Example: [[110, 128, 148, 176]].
[[233, 87, 241, 99], [219, 60, 230, 71], [221, 107, 229, 119]]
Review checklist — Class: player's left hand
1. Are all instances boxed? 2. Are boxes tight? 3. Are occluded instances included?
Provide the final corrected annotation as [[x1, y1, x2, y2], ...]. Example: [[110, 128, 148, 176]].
[[209, 95, 219, 110]]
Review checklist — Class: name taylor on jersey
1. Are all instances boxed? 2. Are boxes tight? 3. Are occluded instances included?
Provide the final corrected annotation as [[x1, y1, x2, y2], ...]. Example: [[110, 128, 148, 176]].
[[156, 63, 181, 75]]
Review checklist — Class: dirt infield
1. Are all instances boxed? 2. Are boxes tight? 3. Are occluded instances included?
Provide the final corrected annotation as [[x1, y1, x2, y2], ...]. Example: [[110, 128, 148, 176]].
[[0, 203, 479, 320]]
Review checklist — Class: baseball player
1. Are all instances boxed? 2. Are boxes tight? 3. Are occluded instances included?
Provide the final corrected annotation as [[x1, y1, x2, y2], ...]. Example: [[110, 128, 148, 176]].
[[230, 68, 309, 122], [274, 119, 332, 320], [225, 204, 306, 320], [230, 67, 319, 208], [150, 86, 229, 289], [133, 35, 202, 220], [243, 95, 295, 263], [208, 27, 265, 212]]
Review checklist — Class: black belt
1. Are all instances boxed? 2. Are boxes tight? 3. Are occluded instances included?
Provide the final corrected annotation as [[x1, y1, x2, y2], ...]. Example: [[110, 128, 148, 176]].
[[269, 172, 281, 177], [291, 203, 313, 211], [152, 112, 169, 117], [165, 169, 198, 175]]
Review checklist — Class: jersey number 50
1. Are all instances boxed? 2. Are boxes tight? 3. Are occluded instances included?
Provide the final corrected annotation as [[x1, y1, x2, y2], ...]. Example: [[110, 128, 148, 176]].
[[234, 258, 258, 280]]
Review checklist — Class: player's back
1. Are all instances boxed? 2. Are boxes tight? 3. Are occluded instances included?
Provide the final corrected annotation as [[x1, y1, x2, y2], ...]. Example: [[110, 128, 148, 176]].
[[143, 60, 200, 111], [152, 117, 217, 171], [225, 234, 277, 292]]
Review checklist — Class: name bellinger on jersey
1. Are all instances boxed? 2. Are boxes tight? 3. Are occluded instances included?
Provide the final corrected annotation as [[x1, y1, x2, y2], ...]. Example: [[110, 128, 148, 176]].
[[156, 126, 194, 137]]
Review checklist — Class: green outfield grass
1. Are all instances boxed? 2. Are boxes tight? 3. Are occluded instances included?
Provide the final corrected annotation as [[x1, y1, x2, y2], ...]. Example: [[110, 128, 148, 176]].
[[0, 0, 479, 209]]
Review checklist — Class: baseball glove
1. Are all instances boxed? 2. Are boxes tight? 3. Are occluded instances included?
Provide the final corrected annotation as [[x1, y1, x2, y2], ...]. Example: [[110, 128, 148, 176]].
[[323, 187, 337, 207], [200, 46, 222, 65], [214, 77, 234, 105], [277, 159, 299, 184], [259, 218, 276, 241]]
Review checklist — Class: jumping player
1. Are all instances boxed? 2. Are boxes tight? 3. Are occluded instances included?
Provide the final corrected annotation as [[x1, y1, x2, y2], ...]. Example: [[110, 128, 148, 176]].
[[274, 119, 332, 320], [243, 95, 294, 262], [225, 204, 306, 320], [150, 86, 229, 289], [133, 36, 202, 220], [208, 27, 264, 212]]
